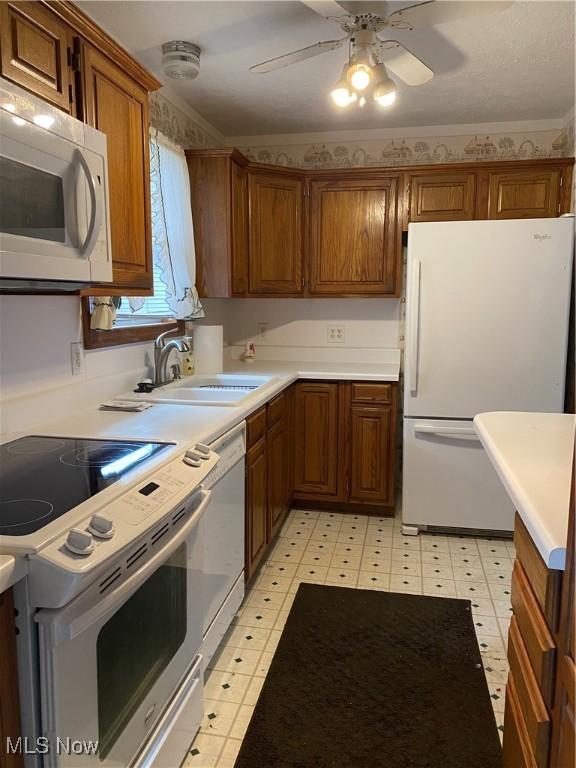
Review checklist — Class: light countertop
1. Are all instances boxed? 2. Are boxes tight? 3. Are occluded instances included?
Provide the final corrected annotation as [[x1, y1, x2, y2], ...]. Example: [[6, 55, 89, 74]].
[[0, 554, 28, 593], [474, 412, 575, 570], [0, 359, 399, 582], [221, 358, 400, 382]]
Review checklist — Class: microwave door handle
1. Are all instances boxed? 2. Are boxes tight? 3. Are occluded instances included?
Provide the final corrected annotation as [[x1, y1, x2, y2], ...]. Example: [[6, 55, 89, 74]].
[[37, 489, 212, 645], [75, 148, 102, 257]]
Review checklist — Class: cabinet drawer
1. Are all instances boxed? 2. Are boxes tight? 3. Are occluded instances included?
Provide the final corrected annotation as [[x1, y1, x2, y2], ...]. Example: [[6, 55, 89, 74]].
[[246, 406, 267, 448], [511, 560, 556, 707], [507, 616, 551, 767], [514, 514, 562, 630], [267, 392, 285, 428], [503, 674, 539, 768], [351, 383, 392, 404]]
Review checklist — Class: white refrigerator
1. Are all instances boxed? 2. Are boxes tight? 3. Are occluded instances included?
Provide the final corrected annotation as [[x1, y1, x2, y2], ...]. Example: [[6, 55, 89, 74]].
[[402, 216, 574, 534]]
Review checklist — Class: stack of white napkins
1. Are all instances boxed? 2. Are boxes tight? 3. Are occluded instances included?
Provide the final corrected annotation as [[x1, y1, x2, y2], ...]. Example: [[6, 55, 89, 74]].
[[99, 400, 153, 412]]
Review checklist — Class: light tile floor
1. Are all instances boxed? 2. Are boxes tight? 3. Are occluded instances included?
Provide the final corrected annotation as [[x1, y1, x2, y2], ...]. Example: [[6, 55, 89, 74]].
[[185, 508, 514, 767]]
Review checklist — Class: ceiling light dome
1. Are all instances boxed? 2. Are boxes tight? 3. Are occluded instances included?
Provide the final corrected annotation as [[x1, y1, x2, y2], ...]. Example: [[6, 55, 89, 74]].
[[161, 41, 201, 80]]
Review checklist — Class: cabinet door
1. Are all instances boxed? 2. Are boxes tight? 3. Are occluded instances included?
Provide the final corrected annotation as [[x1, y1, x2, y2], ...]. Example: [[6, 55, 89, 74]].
[[267, 419, 288, 540], [0, 589, 23, 768], [0, 1, 74, 112], [550, 470, 575, 767], [308, 177, 400, 295], [285, 384, 295, 502], [487, 169, 560, 219], [409, 173, 476, 222], [81, 45, 153, 291], [248, 172, 304, 294], [245, 436, 267, 580], [349, 405, 395, 505], [294, 383, 339, 496]]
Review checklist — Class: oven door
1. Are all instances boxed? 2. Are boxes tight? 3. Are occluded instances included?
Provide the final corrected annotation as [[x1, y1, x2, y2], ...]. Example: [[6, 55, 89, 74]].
[[35, 489, 210, 768], [0, 108, 109, 283]]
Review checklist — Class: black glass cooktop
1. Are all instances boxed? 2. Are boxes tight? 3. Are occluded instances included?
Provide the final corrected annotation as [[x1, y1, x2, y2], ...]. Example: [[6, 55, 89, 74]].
[[0, 436, 171, 537]]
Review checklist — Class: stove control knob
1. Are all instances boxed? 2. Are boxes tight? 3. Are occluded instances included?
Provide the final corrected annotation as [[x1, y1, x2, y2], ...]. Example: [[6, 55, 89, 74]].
[[65, 529, 94, 556], [183, 450, 202, 468], [195, 443, 210, 459], [88, 514, 115, 540]]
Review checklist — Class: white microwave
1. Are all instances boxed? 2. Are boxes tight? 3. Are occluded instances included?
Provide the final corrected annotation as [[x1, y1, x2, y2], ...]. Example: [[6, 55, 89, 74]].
[[0, 78, 112, 290]]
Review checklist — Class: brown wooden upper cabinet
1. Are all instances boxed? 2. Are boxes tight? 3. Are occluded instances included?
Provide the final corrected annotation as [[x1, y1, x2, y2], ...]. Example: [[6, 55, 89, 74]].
[[248, 171, 304, 295], [186, 150, 248, 297], [80, 44, 153, 291], [308, 177, 400, 296], [0, 1, 161, 294], [487, 168, 561, 219], [0, 0, 75, 112], [409, 172, 476, 222]]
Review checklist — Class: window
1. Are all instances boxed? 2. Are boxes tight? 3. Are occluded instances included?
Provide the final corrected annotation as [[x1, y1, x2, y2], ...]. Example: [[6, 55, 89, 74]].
[[82, 128, 202, 349]]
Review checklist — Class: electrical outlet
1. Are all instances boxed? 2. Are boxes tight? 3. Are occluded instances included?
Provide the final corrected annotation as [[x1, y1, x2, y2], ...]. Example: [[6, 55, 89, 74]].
[[256, 323, 269, 341], [70, 341, 85, 376], [327, 325, 346, 344]]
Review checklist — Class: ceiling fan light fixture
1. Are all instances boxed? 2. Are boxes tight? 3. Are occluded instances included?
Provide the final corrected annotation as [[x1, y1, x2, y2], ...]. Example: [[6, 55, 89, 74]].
[[372, 63, 397, 107], [349, 64, 371, 91], [346, 49, 374, 92], [375, 90, 396, 107], [331, 80, 356, 107]]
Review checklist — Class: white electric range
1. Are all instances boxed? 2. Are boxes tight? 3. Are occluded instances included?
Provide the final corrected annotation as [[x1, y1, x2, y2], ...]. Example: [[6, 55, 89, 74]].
[[1, 433, 219, 768]]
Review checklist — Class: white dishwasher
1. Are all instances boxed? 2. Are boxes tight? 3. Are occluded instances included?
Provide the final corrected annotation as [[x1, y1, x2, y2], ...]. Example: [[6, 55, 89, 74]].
[[202, 422, 246, 668]]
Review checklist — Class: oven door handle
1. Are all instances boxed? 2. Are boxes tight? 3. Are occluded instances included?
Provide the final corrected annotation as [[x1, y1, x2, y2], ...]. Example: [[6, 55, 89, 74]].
[[75, 148, 102, 257], [37, 489, 211, 645]]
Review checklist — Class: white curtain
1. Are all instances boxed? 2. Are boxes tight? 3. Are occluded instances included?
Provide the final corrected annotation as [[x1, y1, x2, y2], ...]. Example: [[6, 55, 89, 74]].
[[129, 128, 204, 320]]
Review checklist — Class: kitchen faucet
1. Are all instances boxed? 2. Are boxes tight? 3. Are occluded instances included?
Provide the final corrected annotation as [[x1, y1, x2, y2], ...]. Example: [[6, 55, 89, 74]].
[[153, 329, 190, 387]]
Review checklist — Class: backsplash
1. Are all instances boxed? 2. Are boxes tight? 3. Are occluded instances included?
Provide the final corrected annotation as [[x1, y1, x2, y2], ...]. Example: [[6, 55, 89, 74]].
[[199, 298, 401, 364]]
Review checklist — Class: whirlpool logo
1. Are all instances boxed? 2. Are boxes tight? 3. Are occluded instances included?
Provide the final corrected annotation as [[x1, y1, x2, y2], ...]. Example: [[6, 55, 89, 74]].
[[533, 233, 552, 241]]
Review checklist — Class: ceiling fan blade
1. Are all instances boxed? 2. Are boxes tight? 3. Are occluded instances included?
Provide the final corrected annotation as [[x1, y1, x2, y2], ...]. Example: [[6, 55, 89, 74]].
[[389, 1, 514, 29], [377, 40, 433, 85], [250, 39, 346, 73], [300, 1, 352, 20], [337, 1, 391, 15]]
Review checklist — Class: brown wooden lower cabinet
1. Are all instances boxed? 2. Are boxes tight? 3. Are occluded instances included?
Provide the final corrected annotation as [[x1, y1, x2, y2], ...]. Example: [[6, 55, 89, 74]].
[[503, 475, 575, 768], [293, 380, 397, 512], [550, 463, 575, 768], [293, 382, 340, 498], [245, 435, 267, 580], [245, 389, 294, 580], [0, 588, 23, 768]]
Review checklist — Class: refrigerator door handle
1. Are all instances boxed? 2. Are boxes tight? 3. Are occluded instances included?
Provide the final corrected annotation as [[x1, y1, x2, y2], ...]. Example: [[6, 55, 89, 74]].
[[414, 424, 481, 442], [408, 259, 421, 393]]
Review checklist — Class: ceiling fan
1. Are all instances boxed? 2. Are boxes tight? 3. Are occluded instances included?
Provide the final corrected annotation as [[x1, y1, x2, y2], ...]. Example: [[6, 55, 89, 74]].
[[250, 1, 514, 108]]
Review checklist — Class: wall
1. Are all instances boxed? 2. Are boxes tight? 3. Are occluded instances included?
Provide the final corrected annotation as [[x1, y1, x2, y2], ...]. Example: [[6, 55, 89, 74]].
[[234, 115, 574, 169], [0, 88, 223, 435], [204, 298, 401, 364]]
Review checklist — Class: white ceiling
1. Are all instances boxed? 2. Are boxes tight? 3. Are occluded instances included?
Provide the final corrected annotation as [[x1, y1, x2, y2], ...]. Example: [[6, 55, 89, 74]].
[[78, 1, 575, 137]]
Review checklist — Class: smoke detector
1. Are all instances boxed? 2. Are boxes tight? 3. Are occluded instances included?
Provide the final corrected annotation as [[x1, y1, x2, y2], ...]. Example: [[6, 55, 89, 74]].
[[161, 41, 201, 80]]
